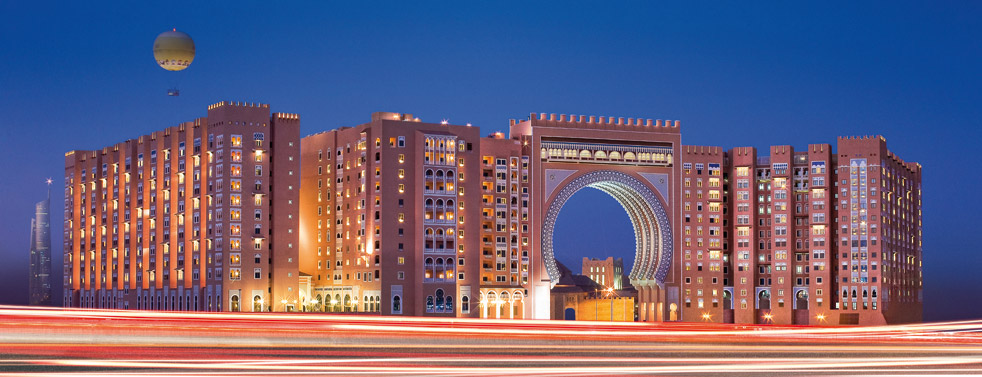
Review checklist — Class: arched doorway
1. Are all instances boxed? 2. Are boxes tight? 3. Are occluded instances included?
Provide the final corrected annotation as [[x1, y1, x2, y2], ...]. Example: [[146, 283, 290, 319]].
[[722, 290, 734, 323], [512, 291, 524, 319], [793, 290, 809, 324], [795, 290, 808, 309], [564, 307, 576, 320], [757, 290, 771, 323], [253, 295, 263, 312]]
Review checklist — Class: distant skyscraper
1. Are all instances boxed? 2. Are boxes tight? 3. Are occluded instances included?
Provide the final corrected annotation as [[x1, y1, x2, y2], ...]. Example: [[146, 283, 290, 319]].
[[29, 179, 53, 306]]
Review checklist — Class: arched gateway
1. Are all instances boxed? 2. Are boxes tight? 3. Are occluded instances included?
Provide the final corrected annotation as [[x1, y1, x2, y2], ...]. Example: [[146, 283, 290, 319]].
[[541, 170, 673, 286], [511, 113, 682, 321]]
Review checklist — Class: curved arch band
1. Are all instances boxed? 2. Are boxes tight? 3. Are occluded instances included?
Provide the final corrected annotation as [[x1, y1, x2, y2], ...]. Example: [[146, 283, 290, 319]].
[[541, 170, 673, 287]]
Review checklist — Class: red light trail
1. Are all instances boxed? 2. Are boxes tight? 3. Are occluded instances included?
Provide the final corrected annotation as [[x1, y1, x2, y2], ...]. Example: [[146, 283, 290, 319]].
[[0, 305, 980, 375]]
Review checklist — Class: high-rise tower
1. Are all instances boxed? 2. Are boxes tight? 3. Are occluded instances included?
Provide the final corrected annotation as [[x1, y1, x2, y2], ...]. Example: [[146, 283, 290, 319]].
[[29, 179, 53, 306]]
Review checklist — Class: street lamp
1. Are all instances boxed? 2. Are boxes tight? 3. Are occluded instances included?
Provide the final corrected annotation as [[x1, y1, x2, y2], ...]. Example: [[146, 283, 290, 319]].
[[816, 313, 826, 322], [606, 287, 616, 322], [763, 313, 773, 323], [702, 313, 712, 322]]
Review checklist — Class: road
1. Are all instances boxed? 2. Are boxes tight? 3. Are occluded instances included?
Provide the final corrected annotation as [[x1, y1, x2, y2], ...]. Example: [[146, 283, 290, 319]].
[[0, 305, 981, 375]]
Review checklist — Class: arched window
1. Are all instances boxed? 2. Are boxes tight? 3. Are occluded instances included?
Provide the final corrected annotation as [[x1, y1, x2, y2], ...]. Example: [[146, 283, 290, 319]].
[[446, 199, 455, 221], [446, 295, 454, 312], [461, 296, 470, 313], [316, 294, 323, 312], [392, 295, 402, 314], [344, 294, 351, 312], [435, 289, 445, 312], [335, 294, 342, 312], [435, 170, 445, 191], [230, 295, 240, 312], [426, 295, 434, 312]]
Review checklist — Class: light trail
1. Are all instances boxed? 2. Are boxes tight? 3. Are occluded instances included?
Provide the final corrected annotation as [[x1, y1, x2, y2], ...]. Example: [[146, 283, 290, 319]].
[[0, 305, 980, 375]]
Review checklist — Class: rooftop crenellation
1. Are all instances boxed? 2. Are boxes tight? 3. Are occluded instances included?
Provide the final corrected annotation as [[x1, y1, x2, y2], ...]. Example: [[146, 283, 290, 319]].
[[510, 112, 681, 132], [208, 101, 270, 110]]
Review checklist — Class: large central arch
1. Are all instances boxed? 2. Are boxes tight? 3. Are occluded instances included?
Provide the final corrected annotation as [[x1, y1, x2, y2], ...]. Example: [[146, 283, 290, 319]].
[[541, 170, 673, 287]]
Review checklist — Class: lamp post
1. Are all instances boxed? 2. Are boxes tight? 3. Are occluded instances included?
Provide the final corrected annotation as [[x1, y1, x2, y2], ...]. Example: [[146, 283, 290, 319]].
[[606, 287, 615, 322], [594, 288, 599, 320]]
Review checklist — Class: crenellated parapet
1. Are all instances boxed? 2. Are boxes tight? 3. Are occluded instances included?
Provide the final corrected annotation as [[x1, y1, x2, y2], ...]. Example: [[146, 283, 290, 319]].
[[512, 112, 681, 133], [681, 145, 724, 156], [208, 101, 270, 110]]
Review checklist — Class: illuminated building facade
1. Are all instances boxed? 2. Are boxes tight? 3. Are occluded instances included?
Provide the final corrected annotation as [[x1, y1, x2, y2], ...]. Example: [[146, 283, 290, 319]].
[[681, 137, 922, 325], [63, 102, 301, 312], [63, 101, 921, 324], [299, 112, 922, 325], [299, 112, 482, 316], [582, 257, 624, 290], [475, 133, 530, 319]]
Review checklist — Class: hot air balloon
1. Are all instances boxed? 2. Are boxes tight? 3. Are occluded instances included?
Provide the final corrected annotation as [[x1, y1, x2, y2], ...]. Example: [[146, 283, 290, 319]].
[[153, 29, 195, 95]]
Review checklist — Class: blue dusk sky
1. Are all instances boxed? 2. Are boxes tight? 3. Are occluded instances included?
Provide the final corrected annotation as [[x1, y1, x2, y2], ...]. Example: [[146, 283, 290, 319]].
[[1, 2, 979, 321]]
